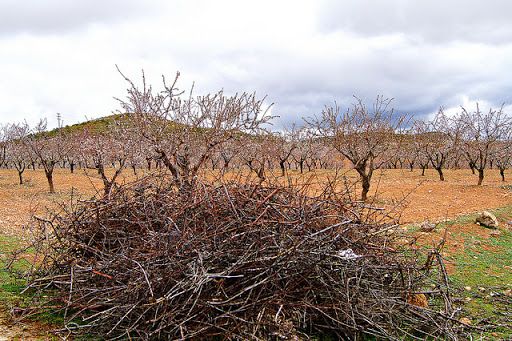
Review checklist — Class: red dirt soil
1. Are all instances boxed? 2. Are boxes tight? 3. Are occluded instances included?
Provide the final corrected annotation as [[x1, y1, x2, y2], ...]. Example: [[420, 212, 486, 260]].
[[0, 168, 510, 236]]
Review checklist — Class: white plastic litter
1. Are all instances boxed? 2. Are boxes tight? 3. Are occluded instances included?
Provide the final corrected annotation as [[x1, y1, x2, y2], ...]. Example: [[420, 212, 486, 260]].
[[337, 248, 361, 260]]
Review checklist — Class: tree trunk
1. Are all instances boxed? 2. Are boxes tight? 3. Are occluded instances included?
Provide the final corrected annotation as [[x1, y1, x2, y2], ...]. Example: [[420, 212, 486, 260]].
[[361, 175, 371, 202], [279, 160, 286, 176], [257, 165, 265, 181], [18, 171, 24, 185], [421, 166, 426, 176], [355, 166, 372, 202], [477, 168, 484, 185], [500, 168, 505, 182], [299, 160, 304, 174], [436, 167, 444, 181], [98, 164, 115, 196], [70, 163, 75, 173], [45, 170, 55, 193]]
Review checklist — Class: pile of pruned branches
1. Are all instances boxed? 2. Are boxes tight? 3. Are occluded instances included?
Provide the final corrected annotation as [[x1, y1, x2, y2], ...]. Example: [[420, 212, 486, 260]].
[[13, 176, 461, 340]]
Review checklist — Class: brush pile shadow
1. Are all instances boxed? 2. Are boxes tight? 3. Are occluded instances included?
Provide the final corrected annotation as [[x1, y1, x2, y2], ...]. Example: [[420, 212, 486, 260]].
[[12, 176, 462, 340]]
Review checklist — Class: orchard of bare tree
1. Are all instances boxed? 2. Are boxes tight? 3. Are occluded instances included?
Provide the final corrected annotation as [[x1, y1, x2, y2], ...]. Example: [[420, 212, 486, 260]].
[[0, 70, 510, 340]]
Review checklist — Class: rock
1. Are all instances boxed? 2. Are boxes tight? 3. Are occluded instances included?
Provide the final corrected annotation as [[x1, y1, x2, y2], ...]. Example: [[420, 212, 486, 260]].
[[475, 211, 499, 229], [419, 221, 436, 232], [490, 230, 502, 237], [464, 286, 472, 291]]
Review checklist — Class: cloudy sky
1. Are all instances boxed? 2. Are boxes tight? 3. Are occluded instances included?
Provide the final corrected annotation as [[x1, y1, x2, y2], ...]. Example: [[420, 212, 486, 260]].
[[1, 0, 511, 128]]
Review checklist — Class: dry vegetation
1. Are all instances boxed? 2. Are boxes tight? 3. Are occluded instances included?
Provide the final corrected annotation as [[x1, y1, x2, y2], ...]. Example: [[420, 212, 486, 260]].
[[0, 70, 510, 339]]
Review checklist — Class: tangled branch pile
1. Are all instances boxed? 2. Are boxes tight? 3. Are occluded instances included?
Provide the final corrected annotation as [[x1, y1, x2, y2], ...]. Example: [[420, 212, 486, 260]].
[[16, 177, 460, 340]]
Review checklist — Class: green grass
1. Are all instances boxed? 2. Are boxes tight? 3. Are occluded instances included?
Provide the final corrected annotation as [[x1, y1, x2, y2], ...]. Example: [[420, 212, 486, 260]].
[[0, 234, 66, 338], [45, 113, 128, 137], [0, 235, 101, 339], [0, 235, 26, 300], [432, 206, 512, 339]]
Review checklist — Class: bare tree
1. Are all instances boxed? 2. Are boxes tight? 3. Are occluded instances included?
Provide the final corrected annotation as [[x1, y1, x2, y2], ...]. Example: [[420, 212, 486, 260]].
[[269, 130, 297, 176], [306, 139, 332, 171], [413, 111, 455, 181], [401, 132, 419, 172], [290, 128, 317, 174], [494, 139, 511, 182], [80, 125, 130, 196], [25, 119, 70, 193], [215, 138, 240, 174], [5, 122, 31, 184], [454, 103, 511, 185], [63, 133, 81, 174], [116, 69, 272, 191], [0, 125, 8, 168], [238, 134, 273, 181], [307, 96, 407, 201]]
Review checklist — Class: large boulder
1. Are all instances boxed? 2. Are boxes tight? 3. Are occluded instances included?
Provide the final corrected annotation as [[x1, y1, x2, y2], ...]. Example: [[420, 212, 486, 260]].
[[475, 211, 499, 229]]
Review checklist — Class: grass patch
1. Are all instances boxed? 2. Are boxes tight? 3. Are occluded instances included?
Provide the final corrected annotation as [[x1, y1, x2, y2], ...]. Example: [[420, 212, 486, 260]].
[[0, 235, 27, 301], [436, 206, 512, 339], [0, 234, 67, 337]]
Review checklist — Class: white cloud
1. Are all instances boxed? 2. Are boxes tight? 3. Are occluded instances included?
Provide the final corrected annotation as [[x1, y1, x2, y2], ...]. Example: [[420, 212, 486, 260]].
[[0, 0, 156, 36], [0, 0, 511, 129], [318, 0, 512, 44]]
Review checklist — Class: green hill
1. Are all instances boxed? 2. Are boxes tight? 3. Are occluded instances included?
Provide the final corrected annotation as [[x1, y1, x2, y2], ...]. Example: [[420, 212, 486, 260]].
[[45, 113, 129, 137]]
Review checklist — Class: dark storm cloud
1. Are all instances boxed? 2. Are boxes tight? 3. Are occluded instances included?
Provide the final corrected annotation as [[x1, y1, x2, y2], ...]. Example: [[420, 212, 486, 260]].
[[0, 0, 155, 35], [202, 35, 511, 125]]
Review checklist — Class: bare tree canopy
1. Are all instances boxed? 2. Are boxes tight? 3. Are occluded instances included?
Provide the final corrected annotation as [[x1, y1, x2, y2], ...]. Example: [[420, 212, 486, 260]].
[[306, 96, 408, 201], [453, 103, 512, 185], [116, 69, 273, 190]]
